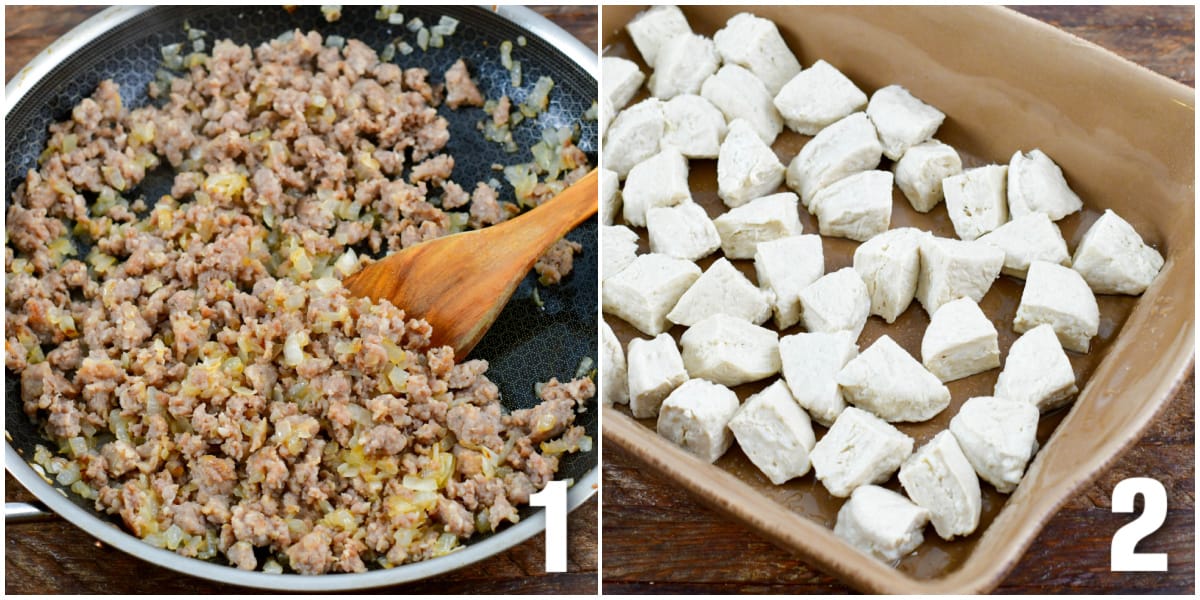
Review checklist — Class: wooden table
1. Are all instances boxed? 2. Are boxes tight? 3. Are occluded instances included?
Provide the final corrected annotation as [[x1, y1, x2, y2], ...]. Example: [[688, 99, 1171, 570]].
[[602, 6, 1195, 595], [4, 5, 598, 595]]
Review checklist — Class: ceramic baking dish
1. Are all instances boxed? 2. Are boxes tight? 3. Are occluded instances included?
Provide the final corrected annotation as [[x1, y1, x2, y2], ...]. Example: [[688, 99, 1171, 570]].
[[600, 5, 1194, 594]]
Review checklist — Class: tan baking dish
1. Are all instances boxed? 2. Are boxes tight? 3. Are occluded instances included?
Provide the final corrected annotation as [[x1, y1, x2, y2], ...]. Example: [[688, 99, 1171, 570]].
[[600, 5, 1194, 594]]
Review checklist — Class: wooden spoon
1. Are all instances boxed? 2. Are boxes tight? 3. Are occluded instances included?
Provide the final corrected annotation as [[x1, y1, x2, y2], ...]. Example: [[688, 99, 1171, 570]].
[[343, 168, 598, 359]]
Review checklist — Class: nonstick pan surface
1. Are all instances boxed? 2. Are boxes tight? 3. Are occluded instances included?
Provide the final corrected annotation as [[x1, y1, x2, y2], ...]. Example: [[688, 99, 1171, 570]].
[[5, 5, 597, 591]]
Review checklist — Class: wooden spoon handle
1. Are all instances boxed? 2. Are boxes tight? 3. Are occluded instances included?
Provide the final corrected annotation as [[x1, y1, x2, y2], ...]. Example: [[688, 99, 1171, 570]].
[[490, 168, 599, 249]]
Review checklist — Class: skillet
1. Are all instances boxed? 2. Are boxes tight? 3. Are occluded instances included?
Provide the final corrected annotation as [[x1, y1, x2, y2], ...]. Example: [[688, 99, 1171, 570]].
[[4, 4, 597, 591]]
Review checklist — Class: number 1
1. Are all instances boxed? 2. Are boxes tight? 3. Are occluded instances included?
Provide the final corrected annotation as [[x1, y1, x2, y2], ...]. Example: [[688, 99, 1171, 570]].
[[530, 480, 567, 573], [1111, 477, 1168, 572]]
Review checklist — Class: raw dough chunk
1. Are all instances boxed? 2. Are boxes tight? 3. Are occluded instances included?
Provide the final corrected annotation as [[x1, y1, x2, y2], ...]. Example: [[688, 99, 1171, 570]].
[[894, 140, 962, 213], [622, 146, 691, 227], [647, 201, 721, 262], [834, 485, 930, 563], [786, 112, 883, 208], [680, 314, 781, 387], [837, 335, 951, 422], [625, 5, 692, 68], [1013, 261, 1099, 353], [943, 164, 1009, 241], [994, 324, 1078, 411], [602, 253, 700, 336], [601, 320, 628, 406], [1071, 209, 1165, 295], [716, 119, 786, 208], [602, 56, 645, 112], [701, 64, 784, 145], [810, 170, 893, 242], [810, 406, 913, 497], [921, 297, 1000, 382], [949, 396, 1039, 493], [650, 33, 720, 100], [798, 267, 871, 339], [773, 59, 868, 135], [779, 331, 858, 426], [600, 95, 614, 139], [915, 236, 1005, 315], [600, 168, 621, 226], [658, 379, 740, 464], [601, 225, 638, 282], [662, 94, 727, 159], [713, 12, 802, 95], [754, 234, 824, 329], [713, 192, 803, 259], [898, 431, 981, 540], [604, 98, 664, 178], [667, 257, 774, 326], [853, 227, 928, 323], [977, 212, 1071, 279], [1007, 149, 1083, 221], [627, 333, 689, 418], [866, 85, 945, 161], [728, 380, 816, 484]]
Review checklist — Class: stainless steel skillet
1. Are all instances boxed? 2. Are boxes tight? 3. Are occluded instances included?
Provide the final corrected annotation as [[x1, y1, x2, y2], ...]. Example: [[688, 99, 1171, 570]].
[[5, 5, 598, 591]]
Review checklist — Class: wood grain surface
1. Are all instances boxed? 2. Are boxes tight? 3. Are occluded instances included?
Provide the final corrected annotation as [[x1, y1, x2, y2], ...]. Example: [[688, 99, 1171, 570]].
[[601, 5, 1196, 595], [4, 4, 598, 595]]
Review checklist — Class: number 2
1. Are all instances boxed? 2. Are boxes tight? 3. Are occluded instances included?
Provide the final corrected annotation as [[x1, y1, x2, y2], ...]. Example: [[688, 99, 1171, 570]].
[[1110, 477, 1168, 572], [530, 480, 567, 573]]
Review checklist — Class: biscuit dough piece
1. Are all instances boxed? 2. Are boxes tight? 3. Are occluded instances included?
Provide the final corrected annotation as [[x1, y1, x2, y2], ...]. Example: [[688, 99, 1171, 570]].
[[773, 59, 868, 135], [1071, 209, 1165, 295], [661, 94, 728, 159], [893, 140, 962, 213], [713, 12, 802, 95], [728, 380, 816, 484], [785, 112, 883, 208], [921, 297, 1001, 383], [779, 330, 858, 426], [810, 170, 893, 242], [657, 379, 740, 464], [712, 192, 803, 259], [837, 335, 951, 423], [1007, 149, 1083, 221], [600, 224, 638, 282], [667, 257, 774, 327], [602, 253, 701, 336], [647, 201, 721, 262], [977, 212, 1071, 279], [716, 119, 786, 208], [625, 5, 693, 68], [943, 164, 1009, 241], [834, 485, 930, 563], [701, 64, 784, 145], [866, 84, 946, 161], [898, 431, 982, 540], [754, 234, 824, 329], [798, 267, 871, 339], [599, 168, 621, 226], [1013, 260, 1099, 353], [649, 33, 720, 100], [853, 227, 928, 323], [627, 333, 690, 418], [602, 56, 645, 112], [680, 314, 781, 387], [603, 98, 665, 178], [622, 146, 691, 227], [600, 320, 628, 407], [994, 323, 1078, 411], [810, 406, 914, 497], [916, 236, 1005, 315], [949, 396, 1040, 493]]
